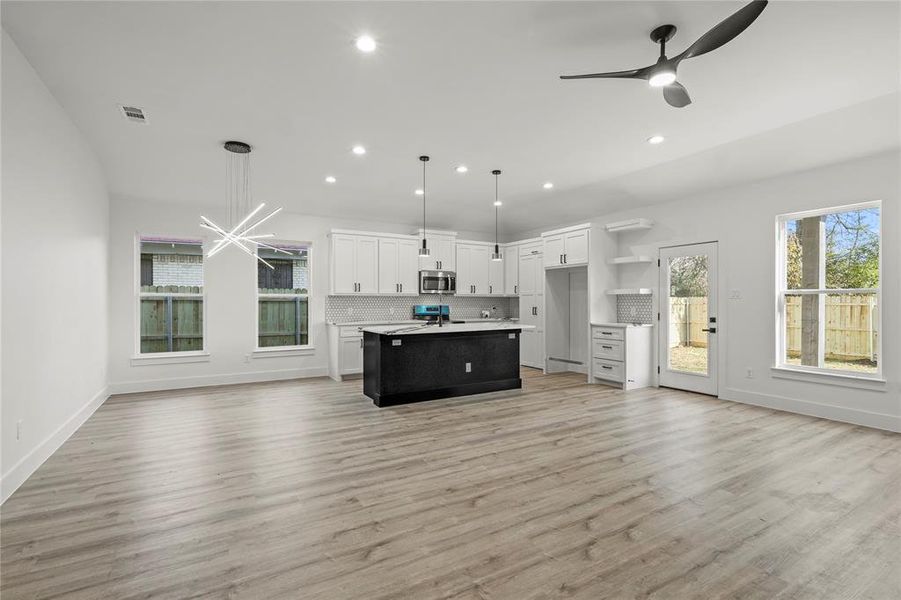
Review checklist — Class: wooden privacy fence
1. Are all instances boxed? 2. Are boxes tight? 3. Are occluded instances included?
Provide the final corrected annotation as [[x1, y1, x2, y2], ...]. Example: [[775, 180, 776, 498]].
[[669, 295, 879, 361], [258, 296, 309, 347]]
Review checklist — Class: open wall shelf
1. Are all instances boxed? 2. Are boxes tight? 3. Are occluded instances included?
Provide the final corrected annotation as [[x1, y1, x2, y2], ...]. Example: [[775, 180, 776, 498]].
[[606, 288, 653, 296], [607, 256, 653, 265], [605, 218, 653, 233]]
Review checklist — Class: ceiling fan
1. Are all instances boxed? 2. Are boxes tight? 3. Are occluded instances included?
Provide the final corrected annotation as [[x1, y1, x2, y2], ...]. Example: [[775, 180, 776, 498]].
[[560, 0, 768, 108]]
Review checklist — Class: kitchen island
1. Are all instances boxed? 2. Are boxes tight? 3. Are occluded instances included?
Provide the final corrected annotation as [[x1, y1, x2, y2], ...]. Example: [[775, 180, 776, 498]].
[[361, 322, 534, 407]]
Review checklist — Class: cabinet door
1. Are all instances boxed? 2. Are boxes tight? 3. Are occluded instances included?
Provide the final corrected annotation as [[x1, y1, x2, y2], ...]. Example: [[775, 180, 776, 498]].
[[436, 237, 456, 271], [355, 237, 379, 294], [518, 253, 537, 294], [471, 246, 490, 295], [504, 245, 519, 294], [455, 245, 472, 295], [488, 251, 504, 295], [564, 229, 589, 265], [378, 238, 399, 294], [397, 238, 419, 295], [340, 336, 363, 374], [331, 235, 358, 294], [543, 235, 565, 268]]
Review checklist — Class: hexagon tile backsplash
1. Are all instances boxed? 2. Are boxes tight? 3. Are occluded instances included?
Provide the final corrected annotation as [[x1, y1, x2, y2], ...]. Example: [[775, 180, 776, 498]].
[[616, 294, 654, 324], [326, 295, 517, 323]]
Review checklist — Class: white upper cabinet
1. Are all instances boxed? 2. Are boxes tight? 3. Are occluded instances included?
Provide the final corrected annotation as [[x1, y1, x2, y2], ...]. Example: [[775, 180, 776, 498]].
[[503, 243, 519, 295], [488, 251, 504, 296], [543, 235, 565, 268], [456, 242, 492, 295], [397, 238, 420, 295], [416, 231, 456, 271], [378, 237, 419, 294], [331, 233, 379, 294], [542, 224, 590, 268]]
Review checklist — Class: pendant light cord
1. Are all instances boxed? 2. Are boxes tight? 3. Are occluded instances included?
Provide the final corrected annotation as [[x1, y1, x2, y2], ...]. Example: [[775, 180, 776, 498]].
[[494, 173, 499, 246], [422, 159, 426, 243]]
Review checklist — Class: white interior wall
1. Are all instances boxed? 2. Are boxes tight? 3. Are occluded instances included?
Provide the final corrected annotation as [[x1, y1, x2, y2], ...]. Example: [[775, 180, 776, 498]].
[[108, 197, 494, 393], [587, 151, 900, 431], [1, 30, 111, 501]]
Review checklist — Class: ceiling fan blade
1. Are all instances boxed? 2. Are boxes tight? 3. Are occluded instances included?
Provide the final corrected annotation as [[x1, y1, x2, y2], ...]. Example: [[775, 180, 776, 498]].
[[560, 65, 654, 80], [676, 0, 768, 63], [663, 82, 692, 108]]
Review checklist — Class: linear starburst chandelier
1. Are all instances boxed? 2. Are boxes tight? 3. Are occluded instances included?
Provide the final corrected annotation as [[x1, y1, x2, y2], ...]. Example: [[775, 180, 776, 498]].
[[199, 141, 286, 269]]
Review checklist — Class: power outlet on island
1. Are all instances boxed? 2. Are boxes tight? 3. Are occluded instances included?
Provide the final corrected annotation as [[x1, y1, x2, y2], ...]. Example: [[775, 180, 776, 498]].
[[465, 362, 472, 373]]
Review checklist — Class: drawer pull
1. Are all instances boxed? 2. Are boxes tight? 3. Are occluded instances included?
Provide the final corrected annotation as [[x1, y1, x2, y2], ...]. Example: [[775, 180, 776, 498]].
[[600, 332, 613, 335], [601, 345, 613, 349], [601, 365, 613, 370]]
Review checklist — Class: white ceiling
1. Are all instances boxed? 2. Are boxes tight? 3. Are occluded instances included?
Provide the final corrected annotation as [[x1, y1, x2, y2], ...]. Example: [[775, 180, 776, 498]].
[[2, 1, 899, 236]]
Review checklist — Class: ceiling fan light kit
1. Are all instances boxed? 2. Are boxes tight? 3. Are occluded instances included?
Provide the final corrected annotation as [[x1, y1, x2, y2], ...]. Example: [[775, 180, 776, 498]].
[[560, 0, 768, 107]]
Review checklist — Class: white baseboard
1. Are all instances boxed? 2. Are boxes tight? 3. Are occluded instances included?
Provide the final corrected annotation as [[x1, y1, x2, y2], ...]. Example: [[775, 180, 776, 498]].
[[107, 366, 329, 395], [721, 387, 901, 433], [1, 386, 109, 504]]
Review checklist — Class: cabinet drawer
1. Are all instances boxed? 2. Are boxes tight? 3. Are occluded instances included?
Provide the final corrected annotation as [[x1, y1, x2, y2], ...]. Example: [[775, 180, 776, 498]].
[[593, 326, 624, 341], [593, 339, 624, 361], [340, 327, 364, 338], [593, 358, 624, 382]]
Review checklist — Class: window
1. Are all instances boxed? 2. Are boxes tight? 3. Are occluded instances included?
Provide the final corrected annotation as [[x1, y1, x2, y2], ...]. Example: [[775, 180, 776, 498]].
[[138, 237, 204, 354], [776, 202, 881, 376], [257, 243, 310, 348]]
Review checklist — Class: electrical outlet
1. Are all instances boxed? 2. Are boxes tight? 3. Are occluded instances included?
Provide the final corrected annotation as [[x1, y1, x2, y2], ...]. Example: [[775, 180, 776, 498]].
[[730, 290, 743, 300], [630, 307, 637, 317], [388, 306, 395, 316], [465, 362, 472, 373], [347, 307, 355, 315], [244, 353, 251, 363], [16, 420, 23, 441], [746, 368, 754, 378]]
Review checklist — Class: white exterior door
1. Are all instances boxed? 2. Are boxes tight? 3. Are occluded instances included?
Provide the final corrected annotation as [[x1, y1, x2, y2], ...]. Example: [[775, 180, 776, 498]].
[[658, 242, 718, 395]]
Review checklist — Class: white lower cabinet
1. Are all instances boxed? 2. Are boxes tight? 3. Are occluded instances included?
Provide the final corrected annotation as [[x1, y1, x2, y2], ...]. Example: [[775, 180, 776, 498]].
[[328, 325, 364, 381], [590, 324, 653, 390], [518, 246, 545, 369]]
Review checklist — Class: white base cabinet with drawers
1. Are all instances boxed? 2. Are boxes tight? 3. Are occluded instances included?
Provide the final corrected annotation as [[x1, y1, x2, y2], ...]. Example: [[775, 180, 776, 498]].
[[590, 324, 653, 390], [327, 324, 365, 381]]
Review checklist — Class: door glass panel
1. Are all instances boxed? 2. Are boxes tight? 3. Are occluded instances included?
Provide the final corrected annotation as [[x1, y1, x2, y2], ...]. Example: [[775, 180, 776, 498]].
[[667, 255, 709, 374]]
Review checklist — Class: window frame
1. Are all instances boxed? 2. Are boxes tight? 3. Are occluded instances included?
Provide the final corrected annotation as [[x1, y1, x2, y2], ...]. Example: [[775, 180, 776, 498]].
[[774, 201, 883, 381], [254, 241, 313, 353], [134, 233, 208, 359]]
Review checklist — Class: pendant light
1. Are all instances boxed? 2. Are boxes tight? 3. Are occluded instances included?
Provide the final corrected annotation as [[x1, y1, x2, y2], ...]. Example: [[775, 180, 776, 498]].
[[199, 141, 286, 269], [418, 155, 431, 257], [490, 169, 503, 261]]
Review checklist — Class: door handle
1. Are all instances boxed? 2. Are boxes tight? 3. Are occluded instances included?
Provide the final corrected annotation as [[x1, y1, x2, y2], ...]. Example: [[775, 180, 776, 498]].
[[514, 285, 517, 294], [489, 285, 492, 294], [560, 254, 563, 264], [702, 328, 717, 333], [564, 253, 567, 263], [359, 338, 363, 348], [400, 283, 403, 293]]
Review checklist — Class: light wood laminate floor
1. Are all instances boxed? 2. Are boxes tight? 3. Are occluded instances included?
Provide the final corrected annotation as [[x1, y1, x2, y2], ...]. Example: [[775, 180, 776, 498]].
[[2, 370, 899, 599]]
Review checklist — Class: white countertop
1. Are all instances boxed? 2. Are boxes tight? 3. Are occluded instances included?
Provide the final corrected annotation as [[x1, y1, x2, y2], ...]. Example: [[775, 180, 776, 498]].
[[330, 318, 518, 327], [362, 322, 534, 335], [592, 322, 655, 328]]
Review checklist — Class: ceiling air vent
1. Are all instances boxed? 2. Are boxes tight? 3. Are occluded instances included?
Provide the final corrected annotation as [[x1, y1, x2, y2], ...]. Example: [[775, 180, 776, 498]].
[[119, 105, 148, 124]]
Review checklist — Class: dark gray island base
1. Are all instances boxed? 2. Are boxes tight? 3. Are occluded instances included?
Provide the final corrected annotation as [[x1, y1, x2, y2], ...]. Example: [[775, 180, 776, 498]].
[[362, 324, 527, 407]]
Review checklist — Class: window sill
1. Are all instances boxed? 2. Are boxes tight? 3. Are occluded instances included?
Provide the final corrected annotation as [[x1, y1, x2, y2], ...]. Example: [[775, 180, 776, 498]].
[[252, 346, 315, 358], [131, 351, 211, 366], [771, 366, 886, 391]]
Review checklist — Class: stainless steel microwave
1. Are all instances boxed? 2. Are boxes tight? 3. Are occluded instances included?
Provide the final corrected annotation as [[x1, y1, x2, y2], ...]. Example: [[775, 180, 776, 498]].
[[419, 270, 456, 295]]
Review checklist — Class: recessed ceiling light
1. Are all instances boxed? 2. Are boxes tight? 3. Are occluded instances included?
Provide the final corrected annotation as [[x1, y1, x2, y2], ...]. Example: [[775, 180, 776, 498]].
[[455, 165, 468, 173], [355, 35, 376, 53], [325, 176, 336, 184], [647, 135, 665, 145], [352, 145, 366, 155], [543, 182, 554, 189], [414, 189, 424, 196], [493, 200, 503, 206]]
